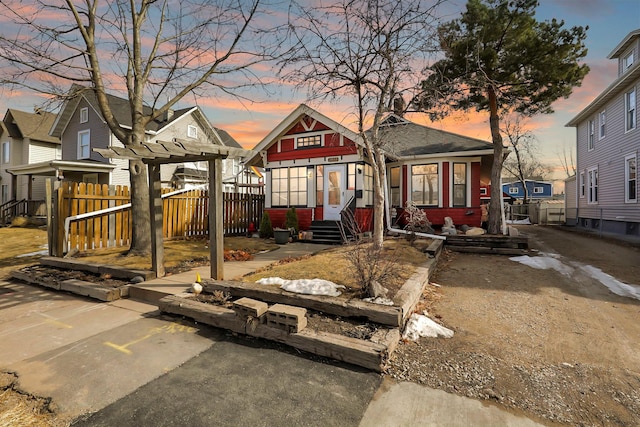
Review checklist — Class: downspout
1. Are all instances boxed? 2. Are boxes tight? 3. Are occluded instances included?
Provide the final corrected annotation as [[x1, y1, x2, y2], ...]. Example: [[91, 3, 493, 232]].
[[383, 169, 446, 241]]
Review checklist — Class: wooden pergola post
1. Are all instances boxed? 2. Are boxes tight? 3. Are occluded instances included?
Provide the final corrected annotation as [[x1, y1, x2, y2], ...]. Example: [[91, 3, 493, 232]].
[[148, 163, 165, 278], [209, 157, 224, 280]]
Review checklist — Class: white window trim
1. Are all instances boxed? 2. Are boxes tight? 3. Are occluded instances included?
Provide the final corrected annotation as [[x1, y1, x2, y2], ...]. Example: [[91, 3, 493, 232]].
[[599, 110, 606, 139], [187, 125, 198, 139], [624, 50, 634, 70], [533, 186, 544, 194], [579, 172, 585, 198], [625, 88, 636, 132], [80, 107, 88, 123], [587, 166, 598, 204], [1, 142, 9, 164], [409, 161, 442, 207], [78, 129, 91, 159], [625, 153, 637, 203], [509, 187, 519, 195], [588, 119, 594, 151], [450, 162, 469, 208]]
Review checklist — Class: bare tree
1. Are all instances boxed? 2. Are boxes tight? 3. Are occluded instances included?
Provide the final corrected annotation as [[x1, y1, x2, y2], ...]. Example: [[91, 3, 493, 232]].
[[0, 0, 281, 255], [281, 0, 443, 250], [557, 140, 577, 178], [501, 116, 550, 203]]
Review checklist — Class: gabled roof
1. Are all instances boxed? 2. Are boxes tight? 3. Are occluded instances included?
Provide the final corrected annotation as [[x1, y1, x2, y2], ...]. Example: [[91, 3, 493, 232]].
[[3, 109, 60, 144], [245, 104, 363, 166], [377, 115, 493, 158], [213, 127, 242, 148], [608, 29, 640, 59], [50, 84, 198, 138]]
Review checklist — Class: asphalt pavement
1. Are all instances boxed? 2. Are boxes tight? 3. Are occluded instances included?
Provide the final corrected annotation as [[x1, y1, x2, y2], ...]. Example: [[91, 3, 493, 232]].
[[1, 241, 545, 426]]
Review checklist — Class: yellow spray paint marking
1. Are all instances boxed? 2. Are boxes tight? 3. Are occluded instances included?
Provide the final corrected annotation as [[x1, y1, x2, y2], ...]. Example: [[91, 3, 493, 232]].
[[104, 322, 197, 355], [44, 318, 73, 329]]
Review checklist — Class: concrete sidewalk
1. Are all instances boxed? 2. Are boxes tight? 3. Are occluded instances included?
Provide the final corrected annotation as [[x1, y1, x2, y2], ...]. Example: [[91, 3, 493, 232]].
[[128, 242, 334, 303]]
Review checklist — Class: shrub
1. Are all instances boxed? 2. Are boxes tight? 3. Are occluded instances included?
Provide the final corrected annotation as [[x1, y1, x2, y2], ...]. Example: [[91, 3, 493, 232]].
[[259, 211, 273, 238], [285, 207, 299, 233]]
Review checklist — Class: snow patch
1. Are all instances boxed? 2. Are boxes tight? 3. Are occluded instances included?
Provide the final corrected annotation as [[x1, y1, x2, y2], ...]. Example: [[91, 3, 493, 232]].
[[16, 245, 49, 258], [257, 277, 345, 297], [506, 218, 531, 225], [509, 255, 574, 276], [402, 313, 454, 340], [577, 264, 640, 300]]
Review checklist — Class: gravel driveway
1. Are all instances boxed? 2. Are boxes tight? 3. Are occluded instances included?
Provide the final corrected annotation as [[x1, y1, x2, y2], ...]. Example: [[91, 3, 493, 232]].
[[387, 225, 640, 426]]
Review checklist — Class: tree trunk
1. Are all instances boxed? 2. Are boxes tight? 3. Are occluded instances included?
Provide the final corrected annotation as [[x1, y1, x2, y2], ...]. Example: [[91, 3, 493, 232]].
[[128, 157, 151, 256], [371, 151, 386, 250], [488, 84, 504, 235]]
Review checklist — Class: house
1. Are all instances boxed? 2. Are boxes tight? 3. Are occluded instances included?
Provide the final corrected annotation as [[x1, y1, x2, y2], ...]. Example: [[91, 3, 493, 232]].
[[567, 29, 640, 237], [9, 85, 243, 191], [502, 179, 553, 201], [245, 104, 495, 240], [1, 109, 61, 205]]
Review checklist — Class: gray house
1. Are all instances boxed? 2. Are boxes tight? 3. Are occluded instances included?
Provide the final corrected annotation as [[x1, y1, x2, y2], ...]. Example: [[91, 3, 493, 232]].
[[1, 109, 61, 203], [13, 85, 244, 190], [567, 29, 640, 237]]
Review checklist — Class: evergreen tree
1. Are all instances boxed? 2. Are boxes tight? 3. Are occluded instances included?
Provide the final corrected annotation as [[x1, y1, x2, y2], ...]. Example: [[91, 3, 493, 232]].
[[415, 0, 588, 234]]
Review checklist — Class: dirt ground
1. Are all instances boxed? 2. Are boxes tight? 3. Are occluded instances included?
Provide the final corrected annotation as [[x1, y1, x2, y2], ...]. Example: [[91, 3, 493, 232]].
[[388, 225, 640, 426]]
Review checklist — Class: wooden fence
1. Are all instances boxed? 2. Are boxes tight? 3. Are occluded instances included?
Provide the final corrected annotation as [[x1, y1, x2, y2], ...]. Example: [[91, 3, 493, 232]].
[[55, 181, 265, 254]]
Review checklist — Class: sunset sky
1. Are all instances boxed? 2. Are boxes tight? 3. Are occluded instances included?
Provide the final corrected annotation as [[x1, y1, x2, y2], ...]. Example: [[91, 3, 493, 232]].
[[1, 0, 639, 189]]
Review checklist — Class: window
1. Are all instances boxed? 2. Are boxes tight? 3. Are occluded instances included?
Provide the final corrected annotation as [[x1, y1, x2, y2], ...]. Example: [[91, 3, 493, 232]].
[[626, 88, 636, 131], [80, 107, 88, 123], [588, 120, 594, 150], [509, 187, 519, 195], [296, 135, 321, 148], [348, 163, 356, 190], [411, 164, 438, 205], [389, 166, 401, 207], [289, 166, 307, 206], [579, 172, 585, 198], [453, 163, 467, 207], [316, 166, 323, 206], [270, 167, 307, 207], [363, 164, 373, 206], [187, 125, 198, 139], [1, 142, 9, 164], [626, 154, 637, 203], [1, 184, 8, 204], [83, 173, 98, 184], [480, 187, 487, 196], [533, 186, 544, 194], [587, 167, 598, 204], [624, 51, 634, 70], [78, 130, 91, 159], [599, 111, 606, 139]]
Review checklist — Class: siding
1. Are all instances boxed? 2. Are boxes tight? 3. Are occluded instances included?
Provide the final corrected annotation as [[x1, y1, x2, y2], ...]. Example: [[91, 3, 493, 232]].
[[576, 75, 640, 222], [62, 98, 111, 162], [29, 141, 60, 163]]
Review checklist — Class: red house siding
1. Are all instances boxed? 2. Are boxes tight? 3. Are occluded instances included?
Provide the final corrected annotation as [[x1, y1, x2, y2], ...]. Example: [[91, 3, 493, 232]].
[[265, 208, 314, 230], [471, 162, 481, 207], [442, 162, 450, 207]]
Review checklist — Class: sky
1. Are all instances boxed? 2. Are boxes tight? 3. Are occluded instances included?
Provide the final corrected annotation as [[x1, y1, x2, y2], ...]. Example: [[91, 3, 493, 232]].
[[1, 0, 639, 191]]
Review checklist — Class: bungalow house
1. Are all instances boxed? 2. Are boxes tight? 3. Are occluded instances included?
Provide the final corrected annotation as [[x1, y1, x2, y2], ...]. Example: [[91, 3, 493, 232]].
[[567, 29, 640, 237], [245, 104, 495, 241], [9, 85, 244, 190], [502, 179, 553, 202], [1, 108, 60, 206]]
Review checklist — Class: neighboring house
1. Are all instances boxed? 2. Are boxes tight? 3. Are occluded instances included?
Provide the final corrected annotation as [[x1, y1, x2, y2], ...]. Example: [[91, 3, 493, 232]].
[[567, 29, 640, 237], [1, 109, 61, 204], [245, 104, 494, 235], [502, 179, 553, 201], [11, 85, 242, 190]]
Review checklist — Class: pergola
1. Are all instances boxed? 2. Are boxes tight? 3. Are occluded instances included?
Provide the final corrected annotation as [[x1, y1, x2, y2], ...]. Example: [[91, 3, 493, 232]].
[[95, 139, 252, 279]]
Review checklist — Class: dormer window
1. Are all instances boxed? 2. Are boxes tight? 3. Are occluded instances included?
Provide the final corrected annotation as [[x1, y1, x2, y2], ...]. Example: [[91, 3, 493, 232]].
[[624, 51, 634, 70], [187, 125, 198, 139], [296, 134, 321, 148], [80, 107, 88, 123]]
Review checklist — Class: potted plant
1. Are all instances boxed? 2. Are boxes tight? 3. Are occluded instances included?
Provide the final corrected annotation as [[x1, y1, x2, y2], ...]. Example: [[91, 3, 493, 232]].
[[273, 228, 291, 244]]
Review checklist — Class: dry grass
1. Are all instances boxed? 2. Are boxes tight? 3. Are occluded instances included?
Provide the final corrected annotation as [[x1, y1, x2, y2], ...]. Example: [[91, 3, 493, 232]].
[[0, 227, 49, 280], [242, 238, 432, 297], [76, 237, 278, 271]]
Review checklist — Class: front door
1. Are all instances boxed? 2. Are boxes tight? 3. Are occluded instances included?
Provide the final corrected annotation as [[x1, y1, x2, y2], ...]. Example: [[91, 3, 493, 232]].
[[323, 165, 345, 220]]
